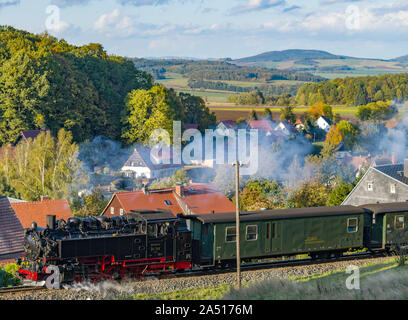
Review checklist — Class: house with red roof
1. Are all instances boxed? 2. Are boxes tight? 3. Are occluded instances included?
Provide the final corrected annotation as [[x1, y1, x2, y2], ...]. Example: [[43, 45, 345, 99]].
[[101, 183, 235, 217], [11, 196, 73, 228], [246, 120, 275, 136]]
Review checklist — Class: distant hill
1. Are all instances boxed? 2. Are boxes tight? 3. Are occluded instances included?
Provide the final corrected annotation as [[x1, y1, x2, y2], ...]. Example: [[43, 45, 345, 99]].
[[232, 49, 408, 80], [235, 49, 348, 63], [391, 55, 408, 63]]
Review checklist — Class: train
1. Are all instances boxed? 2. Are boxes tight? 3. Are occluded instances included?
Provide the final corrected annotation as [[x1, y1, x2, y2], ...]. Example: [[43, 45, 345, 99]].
[[16, 202, 408, 286]]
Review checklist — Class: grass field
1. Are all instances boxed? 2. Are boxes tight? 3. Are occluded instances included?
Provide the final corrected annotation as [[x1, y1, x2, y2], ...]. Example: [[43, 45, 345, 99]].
[[208, 104, 359, 121], [116, 257, 408, 300]]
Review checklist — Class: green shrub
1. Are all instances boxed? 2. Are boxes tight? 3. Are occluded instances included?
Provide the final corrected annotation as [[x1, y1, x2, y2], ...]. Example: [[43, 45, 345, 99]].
[[0, 263, 21, 287]]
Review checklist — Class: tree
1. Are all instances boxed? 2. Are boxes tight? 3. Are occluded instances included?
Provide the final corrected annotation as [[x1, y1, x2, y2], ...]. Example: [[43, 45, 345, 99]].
[[0, 129, 86, 201], [326, 181, 354, 206], [71, 188, 109, 217], [178, 92, 216, 131], [356, 101, 397, 121], [121, 85, 184, 145], [280, 105, 296, 123], [325, 125, 342, 147], [239, 179, 284, 211], [307, 102, 333, 121], [336, 120, 359, 150], [262, 107, 273, 120], [249, 109, 258, 121], [286, 181, 331, 208]]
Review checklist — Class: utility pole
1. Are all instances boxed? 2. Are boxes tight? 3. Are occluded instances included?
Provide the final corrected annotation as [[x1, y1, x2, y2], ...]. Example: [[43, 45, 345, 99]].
[[235, 160, 241, 290]]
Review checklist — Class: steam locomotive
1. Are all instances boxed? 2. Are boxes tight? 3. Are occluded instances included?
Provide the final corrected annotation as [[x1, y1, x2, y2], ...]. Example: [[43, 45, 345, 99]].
[[17, 210, 192, 284], [17, 202, 408, 286]]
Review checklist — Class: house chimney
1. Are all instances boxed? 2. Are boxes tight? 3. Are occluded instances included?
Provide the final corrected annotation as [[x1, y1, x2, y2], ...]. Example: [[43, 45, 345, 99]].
[[175, 184, 184, 197], [41, 195, 51, 202], [405, 159, 408, 178]]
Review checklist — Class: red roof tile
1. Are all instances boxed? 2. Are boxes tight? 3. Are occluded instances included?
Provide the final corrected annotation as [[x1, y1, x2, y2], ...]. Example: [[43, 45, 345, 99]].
[[103, 183, 235, 216], [247, 120, 274, 133], [11, 199, 73, 228]]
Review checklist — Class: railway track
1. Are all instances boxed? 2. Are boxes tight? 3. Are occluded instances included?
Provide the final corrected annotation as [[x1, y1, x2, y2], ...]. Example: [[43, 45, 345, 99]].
[[159, 251, 388, 279], [0, 285, 46, 295]]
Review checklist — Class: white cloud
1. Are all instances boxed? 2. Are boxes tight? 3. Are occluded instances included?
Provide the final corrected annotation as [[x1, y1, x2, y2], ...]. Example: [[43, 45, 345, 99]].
[[230, 0, 286, 15]]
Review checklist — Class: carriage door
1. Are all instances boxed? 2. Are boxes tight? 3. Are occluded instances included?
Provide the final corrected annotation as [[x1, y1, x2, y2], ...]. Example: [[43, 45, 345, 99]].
[[271, 222, 281, 252], [265, 222, 271, 253]]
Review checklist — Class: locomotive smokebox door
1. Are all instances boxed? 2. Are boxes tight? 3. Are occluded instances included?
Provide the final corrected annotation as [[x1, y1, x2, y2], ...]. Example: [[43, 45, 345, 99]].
[[46, 215, 56, 230]]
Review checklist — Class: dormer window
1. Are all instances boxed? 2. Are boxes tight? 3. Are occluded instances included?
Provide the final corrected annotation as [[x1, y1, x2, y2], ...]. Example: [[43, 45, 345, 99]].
[[367, 182, 373, 191], [390, 184, 396, 194]]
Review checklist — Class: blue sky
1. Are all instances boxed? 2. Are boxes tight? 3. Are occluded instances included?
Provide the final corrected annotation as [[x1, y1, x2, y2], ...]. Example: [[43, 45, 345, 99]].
[[0, 0, 408, 59]]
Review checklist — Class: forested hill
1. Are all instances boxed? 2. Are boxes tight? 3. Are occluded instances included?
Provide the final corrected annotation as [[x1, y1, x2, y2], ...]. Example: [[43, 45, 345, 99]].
[[0, 26, 153, 145], [295, 73, 408, 106], [131, 58, 326, 82], [234, 49, 346, 63]]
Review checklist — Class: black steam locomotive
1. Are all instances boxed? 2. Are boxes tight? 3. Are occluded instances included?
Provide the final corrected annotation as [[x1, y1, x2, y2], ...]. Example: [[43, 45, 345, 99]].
[[17, 210, 192, 284]]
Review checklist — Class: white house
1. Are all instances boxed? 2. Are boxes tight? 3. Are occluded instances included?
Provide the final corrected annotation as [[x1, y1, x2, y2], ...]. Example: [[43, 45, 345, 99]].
[[274, 121, 297, 137], [121, 146, 182, 180], [315, 115, 332, 133]]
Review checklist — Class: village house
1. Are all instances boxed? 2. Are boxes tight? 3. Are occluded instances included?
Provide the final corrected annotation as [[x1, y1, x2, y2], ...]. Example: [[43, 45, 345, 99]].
[[101, 183, 236, 217], [274, 121, 298, 137], [315, 115, 332, 133], [0, 196, 24, 261], [247, 120, 275, 136], [13, 129, 48, 145], [10, 196, 73, 228], [342, 160, 408, 206], [121, 146, 183, 180]]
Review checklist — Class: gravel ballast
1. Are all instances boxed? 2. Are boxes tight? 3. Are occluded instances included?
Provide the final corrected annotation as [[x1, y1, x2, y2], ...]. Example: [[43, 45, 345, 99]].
[[0, 256, 393, 300]]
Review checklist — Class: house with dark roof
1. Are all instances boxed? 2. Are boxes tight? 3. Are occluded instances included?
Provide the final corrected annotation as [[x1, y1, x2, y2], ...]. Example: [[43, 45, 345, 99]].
[[121, 146, 183, 180], [101, 183, 236, 217], [14, 129, 47, 145], [274, 121, 298, 137], [0, 196, 24, 261], [342, 160, 408, 206]]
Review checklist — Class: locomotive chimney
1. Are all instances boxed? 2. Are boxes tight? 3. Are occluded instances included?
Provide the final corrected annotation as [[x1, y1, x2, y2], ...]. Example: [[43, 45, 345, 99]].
[[404, 159, 408, 179], [46, 215, 56, 230]]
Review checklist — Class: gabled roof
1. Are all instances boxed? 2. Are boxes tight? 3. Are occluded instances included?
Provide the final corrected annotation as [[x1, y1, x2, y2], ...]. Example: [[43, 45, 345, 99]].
[[0, 196, 24, 257], [218, 120, 237, 129], [247, 120, 274, 133], [11, 199, 73, 228], [102, 183, 235, 216], [317, 115, 332, 125], [274, 121, 298, 134], [122, 146, 182, 170], [373, 163, 408, 185]]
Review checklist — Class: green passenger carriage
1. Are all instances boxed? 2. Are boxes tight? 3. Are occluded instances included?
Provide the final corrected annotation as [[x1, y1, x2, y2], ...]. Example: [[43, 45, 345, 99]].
[[186, 206, 368, 267]]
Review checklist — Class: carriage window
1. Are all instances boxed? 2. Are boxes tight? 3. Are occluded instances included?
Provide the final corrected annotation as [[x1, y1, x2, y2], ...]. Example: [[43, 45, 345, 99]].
[[225, 227, 236, 243], [246, 225, 258, 241], [347, 218, 358, 233], [395, 216, 405, 230]]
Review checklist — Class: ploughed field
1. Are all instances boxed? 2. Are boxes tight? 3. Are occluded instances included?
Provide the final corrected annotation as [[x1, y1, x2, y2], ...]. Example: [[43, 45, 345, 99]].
[[0, 256, 393, 300]]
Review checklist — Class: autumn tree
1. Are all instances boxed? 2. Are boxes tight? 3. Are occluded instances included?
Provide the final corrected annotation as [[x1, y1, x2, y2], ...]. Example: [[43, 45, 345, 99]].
[[286, 181, 331, 208], [0, 129, 86, 201], [307, 102, 334, 121]]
